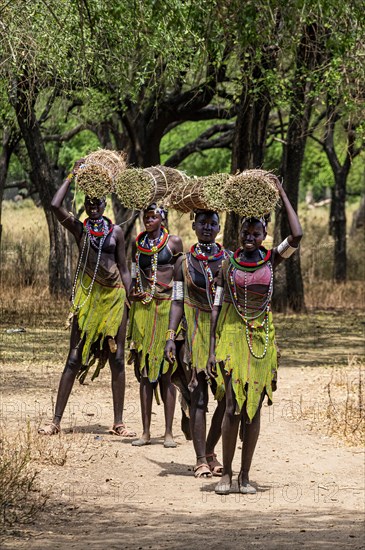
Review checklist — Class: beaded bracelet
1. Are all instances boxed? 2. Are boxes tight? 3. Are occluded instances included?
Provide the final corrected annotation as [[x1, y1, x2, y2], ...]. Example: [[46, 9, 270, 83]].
[[65, 172, 74, 182], [166, 329, 176, 342]]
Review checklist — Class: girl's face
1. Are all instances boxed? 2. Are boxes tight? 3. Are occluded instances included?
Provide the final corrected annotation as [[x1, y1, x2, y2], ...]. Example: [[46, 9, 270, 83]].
[[192, 212, 220, 243], [84, 197, 106, 220], [143, 210, 162, 233], [240, 221, 266, 252]]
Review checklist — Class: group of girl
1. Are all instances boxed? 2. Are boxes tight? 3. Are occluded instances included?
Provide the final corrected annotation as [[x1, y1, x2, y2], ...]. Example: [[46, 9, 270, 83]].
[[39, 162, 302, 495]]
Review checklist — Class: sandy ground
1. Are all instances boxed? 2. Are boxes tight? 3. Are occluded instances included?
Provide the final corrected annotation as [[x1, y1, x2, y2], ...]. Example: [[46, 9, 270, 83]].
[[0, 314, 364, 549]]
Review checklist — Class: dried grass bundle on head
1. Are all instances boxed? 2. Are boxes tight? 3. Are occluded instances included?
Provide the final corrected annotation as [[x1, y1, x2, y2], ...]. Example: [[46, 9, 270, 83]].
[[167, 172, 203, 213], [84, 149, 127, 180], [223, 169, 279, 217], [75, 149, 127, 198], [168, 172, 230, 213], [75, 164, 113, 198], [199, 173, 231, 211], [114, 165, 176, 209]]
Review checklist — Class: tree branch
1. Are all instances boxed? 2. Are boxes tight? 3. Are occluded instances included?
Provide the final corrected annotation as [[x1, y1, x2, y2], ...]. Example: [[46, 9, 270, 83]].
[[164, 123, 234, 167], [43, 123, 95, 142]]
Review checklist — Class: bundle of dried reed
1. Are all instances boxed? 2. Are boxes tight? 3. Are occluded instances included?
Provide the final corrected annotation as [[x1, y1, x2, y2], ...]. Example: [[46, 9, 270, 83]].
[[75, 149, 127, 197], [75, 165, 113, 198], [114, 165, 178, 209], [223, 170, 279, 216]]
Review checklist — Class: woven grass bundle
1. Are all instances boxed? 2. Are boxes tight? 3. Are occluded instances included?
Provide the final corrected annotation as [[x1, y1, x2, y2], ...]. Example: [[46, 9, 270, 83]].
[[167, 172, 204, 213], [75, 149, 127, 198], [223, 169, 279, 217], [84, 149, 127, 180], [114, 165, 177, 209], [167, 172, 231, 213], [75, 164, 113, 198], [199, 173, 231, 211]]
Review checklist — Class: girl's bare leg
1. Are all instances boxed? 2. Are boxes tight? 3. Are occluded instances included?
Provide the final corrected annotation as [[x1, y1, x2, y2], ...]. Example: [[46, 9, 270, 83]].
[[159, 365, 177, 446], [215, 375, 241, 493], [40, 317, 83, 434]]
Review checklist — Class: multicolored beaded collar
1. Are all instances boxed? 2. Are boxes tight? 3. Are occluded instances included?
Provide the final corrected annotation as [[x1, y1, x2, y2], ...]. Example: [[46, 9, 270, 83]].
[[229, 247, 272, 272], [83, 216, 113, 236], [190, 242, 225, 261], [136, 225, 169, 255]]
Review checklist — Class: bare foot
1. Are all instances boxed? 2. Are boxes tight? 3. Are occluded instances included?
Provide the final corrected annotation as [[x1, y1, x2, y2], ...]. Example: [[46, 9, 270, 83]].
[[238, 472, 257, 494], [215, 474, 231, 495], [163, 434, 177, 448], [132, 432, 151, 446]]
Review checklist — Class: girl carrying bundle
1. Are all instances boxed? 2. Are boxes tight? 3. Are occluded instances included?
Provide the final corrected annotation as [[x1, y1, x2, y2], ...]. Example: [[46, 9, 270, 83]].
[[207, 176, 303, 494], [128, 204, 183, 448]]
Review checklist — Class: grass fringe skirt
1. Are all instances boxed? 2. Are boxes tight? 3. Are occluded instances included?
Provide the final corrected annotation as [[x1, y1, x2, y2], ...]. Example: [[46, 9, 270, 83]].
[[216, 304, 277, 420], [128, 298, 175, 383]]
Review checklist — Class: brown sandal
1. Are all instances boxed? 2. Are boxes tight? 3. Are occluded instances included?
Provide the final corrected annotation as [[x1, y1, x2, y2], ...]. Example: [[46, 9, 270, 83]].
[[206, 453, 223, 477], [38, 422, 60, 436], [108, 423, 136, 437], [194, 463, 213, 479]]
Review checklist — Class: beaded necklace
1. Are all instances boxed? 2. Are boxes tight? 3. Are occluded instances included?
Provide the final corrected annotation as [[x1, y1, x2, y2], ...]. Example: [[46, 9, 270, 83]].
[[190, 242, 225, 309], [230, 246, 272, 272], [72, 217, 111, 311], [227, 252, 274, 359], [135, 225, 169, 304], [83, 216, 113, 248]]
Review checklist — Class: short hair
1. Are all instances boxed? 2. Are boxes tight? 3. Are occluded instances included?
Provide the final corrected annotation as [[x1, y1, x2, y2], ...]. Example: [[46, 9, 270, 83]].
[[193, 209, 220, 222]]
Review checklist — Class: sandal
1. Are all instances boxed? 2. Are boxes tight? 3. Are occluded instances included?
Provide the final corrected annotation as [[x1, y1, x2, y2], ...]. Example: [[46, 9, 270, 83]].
[[206, 453, 223, 477], [194, 463, 212, 479], [108, 423, 136, 437], [38, 422, 60, 436]]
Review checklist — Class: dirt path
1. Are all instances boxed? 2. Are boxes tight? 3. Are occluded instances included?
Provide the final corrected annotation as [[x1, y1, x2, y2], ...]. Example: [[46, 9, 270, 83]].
[[1, 314, 364, 549], [1, 370, 364, 549]]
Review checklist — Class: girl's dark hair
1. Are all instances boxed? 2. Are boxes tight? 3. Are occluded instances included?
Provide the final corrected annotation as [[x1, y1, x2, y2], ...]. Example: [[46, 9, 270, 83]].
[[241, 213, 270, 229], [194, 209, 220, 222]]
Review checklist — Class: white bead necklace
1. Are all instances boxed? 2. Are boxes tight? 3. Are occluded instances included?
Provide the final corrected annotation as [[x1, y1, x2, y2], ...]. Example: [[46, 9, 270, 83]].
[[71, 224, 108, 311], [228, 262, 273, 359]]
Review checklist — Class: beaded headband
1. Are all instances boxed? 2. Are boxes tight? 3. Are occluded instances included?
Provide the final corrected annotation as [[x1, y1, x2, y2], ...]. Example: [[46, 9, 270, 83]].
[[145, 204, 167, 220], [241, 216, 267, 229]]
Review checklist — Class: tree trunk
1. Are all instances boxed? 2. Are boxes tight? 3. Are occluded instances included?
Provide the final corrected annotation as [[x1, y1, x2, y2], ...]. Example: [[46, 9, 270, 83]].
[[331, 172, 347, 282], [11, 82, 72, 295], [224, 49, 276, 251], [0, 133, 12, 249], [273, 24, 324, 312]]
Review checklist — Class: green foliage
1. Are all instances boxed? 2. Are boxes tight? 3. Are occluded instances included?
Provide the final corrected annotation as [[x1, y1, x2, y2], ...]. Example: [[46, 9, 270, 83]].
[[160, 120, 231, 176], [58, 131, 100, 171]]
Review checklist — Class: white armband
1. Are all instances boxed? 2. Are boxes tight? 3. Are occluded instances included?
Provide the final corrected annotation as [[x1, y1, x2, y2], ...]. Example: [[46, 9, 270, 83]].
[[131, 262, 136, 278], [213, 286, 224, 306], [172, 281, 184, 301], [277, 238, 298, 259]]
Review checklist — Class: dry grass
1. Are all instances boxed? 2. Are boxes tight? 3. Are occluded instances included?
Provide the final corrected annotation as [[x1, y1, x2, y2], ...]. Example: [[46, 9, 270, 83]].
[[1, 199, 364, 311], [325, 358, 364, 446], [0, 424, 47, 530]]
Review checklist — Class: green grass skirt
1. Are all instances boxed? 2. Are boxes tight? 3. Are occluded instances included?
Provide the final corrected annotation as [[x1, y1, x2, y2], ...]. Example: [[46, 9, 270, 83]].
[[184, 303, 225, 401], [128, 298, 175, 383], [71, 274, 126, 378], [216, 304, 277, 420]]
